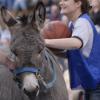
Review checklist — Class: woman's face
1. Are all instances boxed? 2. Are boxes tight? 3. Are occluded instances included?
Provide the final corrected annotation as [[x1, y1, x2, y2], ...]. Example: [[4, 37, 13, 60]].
[[59, 0, 80, 16], [89, 0, 100, 13]]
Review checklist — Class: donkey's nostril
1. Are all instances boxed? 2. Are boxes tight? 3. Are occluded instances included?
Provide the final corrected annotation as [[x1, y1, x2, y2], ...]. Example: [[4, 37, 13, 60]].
[[23, 88, 26, 91], [23, 88, 29, 93], [36, 86, 39, 90]]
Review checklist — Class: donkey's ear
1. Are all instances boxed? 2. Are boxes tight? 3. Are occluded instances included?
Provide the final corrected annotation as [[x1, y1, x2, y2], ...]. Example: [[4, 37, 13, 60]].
[[0, 7, 17, 27], [32, 2, 46, 30], [0, 8, 7, 29]]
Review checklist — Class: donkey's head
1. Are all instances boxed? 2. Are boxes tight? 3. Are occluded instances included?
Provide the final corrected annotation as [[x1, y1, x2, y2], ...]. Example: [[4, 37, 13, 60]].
[[0, 0, 47, 93]]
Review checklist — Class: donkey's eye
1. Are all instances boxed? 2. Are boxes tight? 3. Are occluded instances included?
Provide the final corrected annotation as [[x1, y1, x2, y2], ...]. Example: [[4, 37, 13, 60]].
[[7, 18, 17, 26]]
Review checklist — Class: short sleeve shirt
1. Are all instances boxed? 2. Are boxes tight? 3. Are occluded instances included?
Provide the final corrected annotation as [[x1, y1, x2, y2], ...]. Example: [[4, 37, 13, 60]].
[[71, 18, 94, 57]]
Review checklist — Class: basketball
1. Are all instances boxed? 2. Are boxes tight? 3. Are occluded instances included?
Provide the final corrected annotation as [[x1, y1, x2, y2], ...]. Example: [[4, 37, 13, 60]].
[[42, 21, 71, 39]]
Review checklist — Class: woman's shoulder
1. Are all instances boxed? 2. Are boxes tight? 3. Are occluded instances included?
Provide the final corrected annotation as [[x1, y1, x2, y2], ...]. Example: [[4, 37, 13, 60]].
[[74, 17, 92, 29], [75, 17, 90, 25]]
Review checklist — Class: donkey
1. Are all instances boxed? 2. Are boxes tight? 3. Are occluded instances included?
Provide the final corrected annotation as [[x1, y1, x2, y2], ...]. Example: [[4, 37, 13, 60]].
[[0, 6, 31, 100], [0, 64, 31, 100], [0, 1, 68, 100]]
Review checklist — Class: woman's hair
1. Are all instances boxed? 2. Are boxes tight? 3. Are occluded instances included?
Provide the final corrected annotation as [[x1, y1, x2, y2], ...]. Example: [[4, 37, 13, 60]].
[[74, 0, 89, 13]]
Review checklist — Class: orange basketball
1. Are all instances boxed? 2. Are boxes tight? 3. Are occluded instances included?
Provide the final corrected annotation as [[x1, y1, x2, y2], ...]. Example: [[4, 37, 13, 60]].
[[42, 21, 71, 39]]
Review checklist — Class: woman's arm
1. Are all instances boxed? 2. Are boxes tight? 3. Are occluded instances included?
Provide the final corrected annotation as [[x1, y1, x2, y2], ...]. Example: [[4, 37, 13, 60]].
[[45, 37, 82, 50]]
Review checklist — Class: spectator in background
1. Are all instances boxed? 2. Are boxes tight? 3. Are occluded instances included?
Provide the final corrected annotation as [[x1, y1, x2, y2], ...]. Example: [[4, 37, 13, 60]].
[[0, 27, 11, 47], [47, 3, 69, 24], [42, 0, 69, 25], [89, 0, 100, 13], [48, 3, 61, 21], [44, 3, 61, 26], [42, 0, 52, 18], [0, 12, 15, 69], [0, 12, 11, 47], [42, 0, 60, 18], [0, 26, 13, 66], [89, 0, 100, 33]]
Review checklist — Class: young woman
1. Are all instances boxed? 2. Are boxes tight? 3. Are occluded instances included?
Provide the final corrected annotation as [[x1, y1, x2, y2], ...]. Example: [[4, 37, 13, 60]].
[[45, 0, 100, 99]]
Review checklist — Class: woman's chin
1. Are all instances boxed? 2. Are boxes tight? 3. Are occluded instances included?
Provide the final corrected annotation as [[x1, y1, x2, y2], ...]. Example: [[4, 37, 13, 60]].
[[60, 10, 68, 15]]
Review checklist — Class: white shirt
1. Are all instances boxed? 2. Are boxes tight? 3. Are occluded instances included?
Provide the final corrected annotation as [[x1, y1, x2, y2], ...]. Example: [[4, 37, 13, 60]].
[[72, 17, 94, 57]]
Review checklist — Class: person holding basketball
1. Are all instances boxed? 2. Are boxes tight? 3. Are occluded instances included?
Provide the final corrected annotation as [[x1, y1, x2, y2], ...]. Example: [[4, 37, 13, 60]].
[[45, 0, 100, 99]]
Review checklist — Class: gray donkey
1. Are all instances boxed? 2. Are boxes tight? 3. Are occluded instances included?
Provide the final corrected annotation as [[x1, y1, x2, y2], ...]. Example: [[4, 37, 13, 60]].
[[0, 1, 68, 100]]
